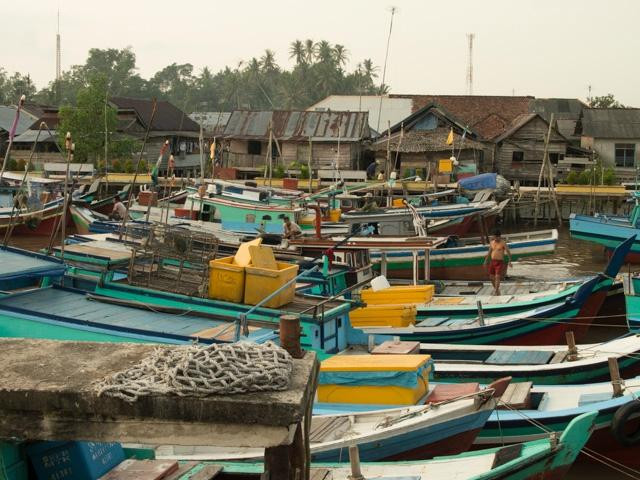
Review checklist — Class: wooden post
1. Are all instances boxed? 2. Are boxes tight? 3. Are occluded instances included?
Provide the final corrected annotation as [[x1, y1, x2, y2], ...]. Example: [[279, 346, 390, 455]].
[[534, 113, 555, 227], [565, 331, 578, 361], [477, 300, 485, 326], [412, 251, 418, 286], [424, 249, 430, 281], [608, 357, 624, 397], [280, 315, 303, 359], [307, 136, 313, 194], [348, 445, 365, 480]]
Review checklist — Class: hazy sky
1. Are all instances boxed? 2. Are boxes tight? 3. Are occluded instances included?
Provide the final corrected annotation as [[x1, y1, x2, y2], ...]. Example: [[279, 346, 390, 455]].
[[3, 0, 639, 105]]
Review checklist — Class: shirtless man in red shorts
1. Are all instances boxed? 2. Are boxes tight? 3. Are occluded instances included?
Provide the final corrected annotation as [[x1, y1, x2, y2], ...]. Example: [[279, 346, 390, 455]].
[[484, 229, 511, 295]]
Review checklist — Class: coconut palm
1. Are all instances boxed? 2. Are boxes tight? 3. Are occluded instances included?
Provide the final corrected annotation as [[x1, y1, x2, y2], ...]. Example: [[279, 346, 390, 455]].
[[304, 39, 316, 64], [333, 44, 349, 67], [362, 59, 378, 79], [315, 40, 335, 65], [260, 49, 278, 73], [289, 40, 306, 65]]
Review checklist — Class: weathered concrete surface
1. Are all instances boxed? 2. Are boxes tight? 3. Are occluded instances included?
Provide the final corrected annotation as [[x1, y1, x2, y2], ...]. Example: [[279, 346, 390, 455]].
[[0, 339, 318, 447]]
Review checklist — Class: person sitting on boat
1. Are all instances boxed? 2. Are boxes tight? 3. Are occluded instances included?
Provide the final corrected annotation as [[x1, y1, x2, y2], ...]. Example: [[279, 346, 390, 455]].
[[283, 216, 302, 239], [484, 229, 511, 296], [109, 200, 128, 221]]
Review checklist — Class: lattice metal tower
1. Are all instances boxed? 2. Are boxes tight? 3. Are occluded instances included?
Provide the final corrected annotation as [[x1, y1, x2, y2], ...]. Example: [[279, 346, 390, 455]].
[[56, 10, 61, 81], [466, 33, 475, 95]]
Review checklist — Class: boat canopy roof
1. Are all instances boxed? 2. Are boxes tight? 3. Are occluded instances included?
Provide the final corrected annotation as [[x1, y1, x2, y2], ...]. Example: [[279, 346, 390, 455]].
[[0, 247, 66, 282]]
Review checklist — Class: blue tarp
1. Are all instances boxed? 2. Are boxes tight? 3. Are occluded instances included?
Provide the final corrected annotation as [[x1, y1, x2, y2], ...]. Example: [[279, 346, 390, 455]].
[[458, 173, 497, 191], [319, 362, 433, 389]]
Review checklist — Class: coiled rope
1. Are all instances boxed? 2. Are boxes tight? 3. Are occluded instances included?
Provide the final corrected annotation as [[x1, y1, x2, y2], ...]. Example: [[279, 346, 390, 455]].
[[95, 341, 293, 402]]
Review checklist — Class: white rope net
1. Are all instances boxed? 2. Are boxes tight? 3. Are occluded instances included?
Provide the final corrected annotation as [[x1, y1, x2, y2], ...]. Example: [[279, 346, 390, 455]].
[[95, 341, 293, 403]]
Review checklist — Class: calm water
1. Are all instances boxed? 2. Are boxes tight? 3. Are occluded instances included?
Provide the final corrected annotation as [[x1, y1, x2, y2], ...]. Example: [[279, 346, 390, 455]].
[[5, 227, 632, 479]]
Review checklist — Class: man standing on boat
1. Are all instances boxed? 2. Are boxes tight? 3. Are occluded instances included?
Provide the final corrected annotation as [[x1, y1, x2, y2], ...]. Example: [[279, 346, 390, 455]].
[[484, 229, 511, 295]]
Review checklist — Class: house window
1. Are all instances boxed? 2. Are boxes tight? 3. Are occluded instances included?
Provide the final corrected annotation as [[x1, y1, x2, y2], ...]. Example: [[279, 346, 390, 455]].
[[615, 143, 635, 168], [247, 141, 262, 155], [512, 151, 524, 162]]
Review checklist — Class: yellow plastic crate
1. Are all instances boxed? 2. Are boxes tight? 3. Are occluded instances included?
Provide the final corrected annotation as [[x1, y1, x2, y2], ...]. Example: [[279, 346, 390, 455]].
[[209, 257, 245, 303], [318, 354, 432, 405], [244, 262, 299, 308], [361, 285, 434, 305], [350, 304, 417, 327]]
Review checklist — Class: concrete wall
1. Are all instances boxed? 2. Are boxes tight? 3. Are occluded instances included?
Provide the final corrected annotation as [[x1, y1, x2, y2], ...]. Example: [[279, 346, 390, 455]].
[[580, 136, 640, 182]]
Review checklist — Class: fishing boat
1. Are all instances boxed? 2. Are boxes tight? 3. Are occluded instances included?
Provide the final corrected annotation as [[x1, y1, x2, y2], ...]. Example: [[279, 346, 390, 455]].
[[408, 334, 640, 385], [411, 235, 634, 331], [476, 376, 640, 467], [569, 195, 640, 262], [353, 276, 603, 346], [290, 229, 558, 281], [152, 380, 507, 462], [118, 411, 600, 480], [74, 183, 131, 215], [0, 196, 69, 236]]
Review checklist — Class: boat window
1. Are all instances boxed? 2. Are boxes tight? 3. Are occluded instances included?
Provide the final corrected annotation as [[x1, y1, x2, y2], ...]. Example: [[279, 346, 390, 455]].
[[246, 214, 256, 223], [262, 215, 272, 221]]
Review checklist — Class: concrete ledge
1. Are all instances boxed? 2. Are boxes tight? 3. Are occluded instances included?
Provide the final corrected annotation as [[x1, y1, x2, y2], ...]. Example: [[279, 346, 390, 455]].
[[0, 339, 318, 448]]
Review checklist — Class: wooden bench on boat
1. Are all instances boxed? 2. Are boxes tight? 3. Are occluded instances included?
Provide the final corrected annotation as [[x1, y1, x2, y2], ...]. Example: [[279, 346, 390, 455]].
[[0, 338, 319, 480]]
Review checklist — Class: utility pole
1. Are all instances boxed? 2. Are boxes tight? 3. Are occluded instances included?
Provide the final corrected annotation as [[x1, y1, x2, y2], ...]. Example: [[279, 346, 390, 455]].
[[376, 6, 397, 134]]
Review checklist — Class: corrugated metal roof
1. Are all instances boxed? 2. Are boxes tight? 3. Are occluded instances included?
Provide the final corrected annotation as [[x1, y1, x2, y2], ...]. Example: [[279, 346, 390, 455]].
[[581, 108, 640, 139], [11, 129, 57, 143], [188, 112, 231, 135], [530, 98, 586, 120], [110, 97, 199, 132], [223, 110, 370, 142], [0, 106, 37, 135]]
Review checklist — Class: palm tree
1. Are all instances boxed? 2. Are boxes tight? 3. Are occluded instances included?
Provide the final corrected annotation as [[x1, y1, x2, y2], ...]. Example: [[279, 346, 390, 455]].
[[333, 44, 349, 67], [260, 49, 278, 73], [362, 59, 378, 79], [246, 57, 261, 75], [304, 39, 316, 64], [289, 40, 306, 65], [315, 40, 334, 64]]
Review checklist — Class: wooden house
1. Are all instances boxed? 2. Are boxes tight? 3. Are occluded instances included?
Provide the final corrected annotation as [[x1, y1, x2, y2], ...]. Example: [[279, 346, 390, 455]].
[[371, 103, 487, 179], [578, 108, 640, 182], [221, 110, 370, 172], [493, 113, 568, 185]]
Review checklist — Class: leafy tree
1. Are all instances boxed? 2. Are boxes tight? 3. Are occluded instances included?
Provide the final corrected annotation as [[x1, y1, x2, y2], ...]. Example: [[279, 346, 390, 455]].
[[589, 93, 625, 108], [566, 170, 579, 184], [111, 159, 123, 173], [123, 159, 134, 173], [57, 75, 137, 164]]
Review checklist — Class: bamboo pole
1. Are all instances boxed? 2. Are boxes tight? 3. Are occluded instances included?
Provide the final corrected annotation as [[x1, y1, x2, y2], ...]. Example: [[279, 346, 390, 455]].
[[59, 132, 73, 261], [533, 113, 555, 227], [119, 99, 158, 240], [307, 137, 312, 194], [0, 95, 25, 183]]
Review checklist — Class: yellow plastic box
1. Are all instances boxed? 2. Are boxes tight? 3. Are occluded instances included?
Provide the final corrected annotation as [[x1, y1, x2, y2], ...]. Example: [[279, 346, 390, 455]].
[[361, 285, 435, 305], [392, 198, 406, 208], [244, 262, 300, 308], [318, 354, 432, 405], [350, 304, 417, 327], [209, 256, 245, 303]]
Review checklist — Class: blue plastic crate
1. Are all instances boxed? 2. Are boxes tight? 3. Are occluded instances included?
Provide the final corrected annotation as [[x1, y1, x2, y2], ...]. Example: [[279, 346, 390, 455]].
[[26, 441, 125, 480]]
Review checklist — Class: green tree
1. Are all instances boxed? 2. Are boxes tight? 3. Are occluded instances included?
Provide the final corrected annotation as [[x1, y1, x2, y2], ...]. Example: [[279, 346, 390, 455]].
[[589, 93, 625, 108], [57, 75, 137, 164]]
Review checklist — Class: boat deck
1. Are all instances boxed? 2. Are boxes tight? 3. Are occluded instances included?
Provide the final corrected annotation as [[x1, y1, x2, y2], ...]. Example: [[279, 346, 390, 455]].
[[0, 286, 272, 342]]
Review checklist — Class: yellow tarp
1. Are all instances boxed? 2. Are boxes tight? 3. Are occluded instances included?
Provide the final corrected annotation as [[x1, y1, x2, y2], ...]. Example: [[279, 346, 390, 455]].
[[320, 354, 431, 372]]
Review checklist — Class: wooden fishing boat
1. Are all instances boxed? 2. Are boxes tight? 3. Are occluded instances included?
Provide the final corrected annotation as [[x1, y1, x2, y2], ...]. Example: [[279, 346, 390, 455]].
[[0, 246, 65, 291], [411, 235, 634, 334], [74, 183, 131, 215], [0, 197, 68, 236], [569, 197, 640, 262], [476, 376, 640, 467], [290, 230, 558, 281], [121, 411, 600, 480], [353, 276, 601, 346], [413, 334, 640, 385], [152, 381, 505, 462], [625, 272, 640, 332]]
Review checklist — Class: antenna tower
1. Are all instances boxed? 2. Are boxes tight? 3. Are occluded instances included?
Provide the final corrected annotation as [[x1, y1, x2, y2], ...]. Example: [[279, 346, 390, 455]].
[[56, 10, 61, 81], [466, 33, 474, 95]]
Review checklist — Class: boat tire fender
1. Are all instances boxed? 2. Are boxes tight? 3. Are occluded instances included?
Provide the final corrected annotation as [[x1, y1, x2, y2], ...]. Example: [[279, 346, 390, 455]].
[[612, 400, 640, 447]]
